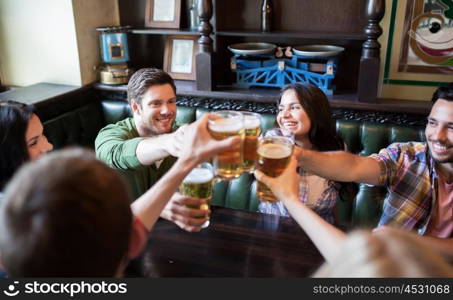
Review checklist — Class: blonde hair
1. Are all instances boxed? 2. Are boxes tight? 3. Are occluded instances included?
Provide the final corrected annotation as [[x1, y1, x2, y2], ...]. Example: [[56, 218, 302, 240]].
[[313, 229, 453, 278]]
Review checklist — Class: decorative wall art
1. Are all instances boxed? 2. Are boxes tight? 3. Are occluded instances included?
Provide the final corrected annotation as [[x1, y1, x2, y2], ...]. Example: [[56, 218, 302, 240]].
[[384, 0, 453, 85]]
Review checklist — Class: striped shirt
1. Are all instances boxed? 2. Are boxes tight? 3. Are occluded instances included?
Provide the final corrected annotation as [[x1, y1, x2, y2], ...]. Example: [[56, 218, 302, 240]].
[[371, 142, 435, 235]]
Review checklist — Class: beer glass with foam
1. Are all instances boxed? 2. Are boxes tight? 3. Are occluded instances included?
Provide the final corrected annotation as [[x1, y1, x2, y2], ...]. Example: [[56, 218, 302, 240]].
[[256, 128, 294, 203], [207, 111, 245, 180], [241, 112, 261, 173], [179, 162, 214, 228]]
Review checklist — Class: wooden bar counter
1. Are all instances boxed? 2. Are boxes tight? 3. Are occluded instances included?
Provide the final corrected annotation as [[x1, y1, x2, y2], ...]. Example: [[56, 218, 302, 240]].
[[126, 207, 324, 277]]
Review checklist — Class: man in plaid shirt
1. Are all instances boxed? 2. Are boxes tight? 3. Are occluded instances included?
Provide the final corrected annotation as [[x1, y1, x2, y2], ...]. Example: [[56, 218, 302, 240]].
[[255, 84, 453, 263]]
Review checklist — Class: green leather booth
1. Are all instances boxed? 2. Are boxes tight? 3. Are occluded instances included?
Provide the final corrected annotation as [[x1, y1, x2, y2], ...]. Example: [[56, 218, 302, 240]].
[[42, 99, 426, 228]]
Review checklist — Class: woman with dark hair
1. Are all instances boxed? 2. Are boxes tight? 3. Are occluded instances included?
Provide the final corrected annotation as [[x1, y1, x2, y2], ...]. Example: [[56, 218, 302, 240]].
[[0, 100, 53, 276], [259, 83, 346, 223], [0, 101, 53, 193]]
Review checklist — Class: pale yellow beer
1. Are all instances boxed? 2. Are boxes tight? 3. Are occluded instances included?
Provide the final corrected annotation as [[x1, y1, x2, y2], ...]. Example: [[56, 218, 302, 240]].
[[179, 163, 214, 228], [256, 136, 293, 203], [241, 112, 261, 173], [208, 111, 245, 180]]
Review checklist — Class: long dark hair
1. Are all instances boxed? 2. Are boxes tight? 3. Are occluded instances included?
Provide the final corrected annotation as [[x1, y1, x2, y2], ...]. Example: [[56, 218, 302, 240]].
[[278, 83, 357, 207], [0, 101, 35, 190], [278, 83, 343, 151]]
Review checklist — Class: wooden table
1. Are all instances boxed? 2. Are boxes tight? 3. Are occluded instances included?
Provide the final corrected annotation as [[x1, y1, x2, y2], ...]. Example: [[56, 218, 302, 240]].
[[126, 207, 324, 277]]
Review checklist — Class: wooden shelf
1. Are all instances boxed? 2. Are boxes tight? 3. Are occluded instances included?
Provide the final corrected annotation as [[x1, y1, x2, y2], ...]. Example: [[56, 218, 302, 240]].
[[215, 30, 366, 41], [93, 82, 431, 115], [119, 0, 385, 105], [129, 29, 365, 40], [131, 28, 200, 35]]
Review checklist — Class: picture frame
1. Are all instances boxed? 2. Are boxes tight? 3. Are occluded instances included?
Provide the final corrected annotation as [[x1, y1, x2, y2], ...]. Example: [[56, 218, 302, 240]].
[[163, 35, 199, 80], [383, 0, 453, 86], [145, 0, 181, 29], [398, 0, 453, 74]]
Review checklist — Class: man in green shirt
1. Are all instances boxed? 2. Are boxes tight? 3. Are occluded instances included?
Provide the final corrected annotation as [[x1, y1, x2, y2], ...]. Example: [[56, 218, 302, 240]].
[[96, 68, 207, 232]]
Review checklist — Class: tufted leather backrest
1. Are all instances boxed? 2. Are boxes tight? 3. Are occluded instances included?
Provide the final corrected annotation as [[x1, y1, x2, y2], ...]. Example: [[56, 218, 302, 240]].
[[43, 99, 426, 227], [336, 120, 425, 227], [43, 102, 105, 149]]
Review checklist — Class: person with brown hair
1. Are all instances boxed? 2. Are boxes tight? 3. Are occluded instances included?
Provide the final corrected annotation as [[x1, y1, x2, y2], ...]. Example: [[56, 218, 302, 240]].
[[0, 114, 240, 276], [96, 68, 206, 232], [259, 83, 353, 224]]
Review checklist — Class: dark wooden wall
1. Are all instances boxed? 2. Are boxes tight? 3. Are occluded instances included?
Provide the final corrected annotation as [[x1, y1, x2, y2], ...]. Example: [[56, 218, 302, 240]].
[[116, 0, 375, 97], [215, 0, 367, 33]]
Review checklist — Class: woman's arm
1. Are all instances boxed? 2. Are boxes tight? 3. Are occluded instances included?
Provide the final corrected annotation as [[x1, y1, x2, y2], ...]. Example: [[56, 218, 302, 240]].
[[255, 156, 346, 262]]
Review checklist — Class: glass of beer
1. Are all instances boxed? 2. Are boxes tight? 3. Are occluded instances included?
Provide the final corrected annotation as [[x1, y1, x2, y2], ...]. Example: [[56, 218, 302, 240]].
[[256, 128, 294, 203], [179, 162, 214, 228], [241, 112, 262, 173], [207, 111, 245, 180]]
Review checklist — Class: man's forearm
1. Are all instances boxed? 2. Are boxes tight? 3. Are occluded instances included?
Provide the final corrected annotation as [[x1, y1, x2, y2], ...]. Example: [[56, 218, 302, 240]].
[[298, 149, 381, 185], [136, 134, 174, 165]]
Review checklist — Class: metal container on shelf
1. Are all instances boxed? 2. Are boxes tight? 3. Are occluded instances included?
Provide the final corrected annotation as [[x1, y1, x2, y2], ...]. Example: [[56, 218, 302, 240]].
[[228, 43, 344, 95], [96, 26, 131, 64], [96, 26, 133, 85], [99, 64, 133, 85]]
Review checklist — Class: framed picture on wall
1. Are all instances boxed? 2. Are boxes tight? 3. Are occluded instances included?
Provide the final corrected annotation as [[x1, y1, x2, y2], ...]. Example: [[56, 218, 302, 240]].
[[398, 0, 453, 74], [164, 35, 199, 80], [145, 0, 181, 28], [383, 0, 453, 86]]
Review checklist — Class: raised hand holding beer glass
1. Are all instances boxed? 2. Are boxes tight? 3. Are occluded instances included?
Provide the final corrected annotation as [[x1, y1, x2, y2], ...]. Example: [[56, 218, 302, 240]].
[[256, 128, 294, 203], [207, 111, 245, 180], [241, 112, 261, 173], [159, 114, 240, 232], [179, 162, 214, 228]]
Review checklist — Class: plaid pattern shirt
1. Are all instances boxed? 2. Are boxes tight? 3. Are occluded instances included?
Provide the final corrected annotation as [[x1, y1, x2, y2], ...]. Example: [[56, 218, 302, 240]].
[[258, 170, 339, 224], [370, 142, 435, 234]]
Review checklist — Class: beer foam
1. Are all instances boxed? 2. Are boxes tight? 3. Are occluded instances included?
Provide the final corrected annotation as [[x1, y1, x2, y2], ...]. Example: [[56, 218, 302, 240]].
[[183, 167, 214, 184], [258, 143, 292, 159], [244, 116, 261, 129], [209, 118, 243, 132]]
